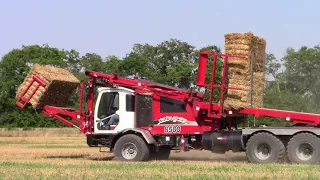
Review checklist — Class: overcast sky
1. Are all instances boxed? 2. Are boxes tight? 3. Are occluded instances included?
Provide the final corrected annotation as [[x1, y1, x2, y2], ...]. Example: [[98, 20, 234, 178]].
[[1, 0, 319, 60]]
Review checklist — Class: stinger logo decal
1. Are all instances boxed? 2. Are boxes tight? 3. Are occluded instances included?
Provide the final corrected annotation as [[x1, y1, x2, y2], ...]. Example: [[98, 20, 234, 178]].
[[157, 116, 197, 125]]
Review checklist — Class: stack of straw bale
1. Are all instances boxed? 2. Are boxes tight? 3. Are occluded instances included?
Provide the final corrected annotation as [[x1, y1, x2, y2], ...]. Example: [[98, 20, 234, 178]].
[[223, 32, 266, 109], [16, 64, 80, 108]]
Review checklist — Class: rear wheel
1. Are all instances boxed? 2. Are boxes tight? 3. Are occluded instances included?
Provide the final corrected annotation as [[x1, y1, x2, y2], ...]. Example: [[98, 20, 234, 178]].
[[287, 133, 320, 164], [246, 132, 285, 164], [114, 134, 150, 161]]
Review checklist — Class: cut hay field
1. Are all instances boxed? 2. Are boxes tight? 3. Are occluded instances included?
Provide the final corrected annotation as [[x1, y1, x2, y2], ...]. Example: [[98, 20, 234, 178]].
[[0, 128, 320, 180]]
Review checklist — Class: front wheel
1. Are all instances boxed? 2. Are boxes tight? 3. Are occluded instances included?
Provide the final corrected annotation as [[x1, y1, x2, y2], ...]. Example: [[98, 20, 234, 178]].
[[287, 133, 320, 164], [114, 134, 150, 161]]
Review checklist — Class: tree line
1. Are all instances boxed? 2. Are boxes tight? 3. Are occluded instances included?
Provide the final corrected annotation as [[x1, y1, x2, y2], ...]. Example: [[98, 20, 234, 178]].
[[0, 39, 320, 128]]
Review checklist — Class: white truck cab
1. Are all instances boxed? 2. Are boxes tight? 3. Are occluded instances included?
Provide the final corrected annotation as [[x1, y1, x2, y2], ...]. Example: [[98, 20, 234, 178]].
[[93, 86, 135, 134]]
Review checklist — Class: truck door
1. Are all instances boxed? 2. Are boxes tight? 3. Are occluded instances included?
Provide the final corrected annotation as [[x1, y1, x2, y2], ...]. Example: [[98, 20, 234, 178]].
[[94, 91, 120, 133]]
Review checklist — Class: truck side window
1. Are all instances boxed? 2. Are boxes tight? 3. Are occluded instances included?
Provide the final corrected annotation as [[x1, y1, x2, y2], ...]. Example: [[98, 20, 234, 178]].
[[97, 92, 118, 119], [160, 96, 186, 113], [126, 94, 135, 112]]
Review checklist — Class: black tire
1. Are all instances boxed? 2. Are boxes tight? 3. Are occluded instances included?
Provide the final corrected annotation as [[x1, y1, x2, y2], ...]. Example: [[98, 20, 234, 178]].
[[114, 134, 150, 161], [148, 146, 171, 161], [246, 132, 285, 164], [287, 133, 320, 164]]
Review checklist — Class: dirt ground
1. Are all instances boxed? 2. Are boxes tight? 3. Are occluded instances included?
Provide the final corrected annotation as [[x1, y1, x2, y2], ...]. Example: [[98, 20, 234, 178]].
[[0, 128, 247, 162]]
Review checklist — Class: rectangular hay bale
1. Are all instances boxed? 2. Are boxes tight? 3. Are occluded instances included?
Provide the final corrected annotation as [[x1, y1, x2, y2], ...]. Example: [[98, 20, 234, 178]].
[[16, 64, 80, 108], [223, 32, 266, 109]]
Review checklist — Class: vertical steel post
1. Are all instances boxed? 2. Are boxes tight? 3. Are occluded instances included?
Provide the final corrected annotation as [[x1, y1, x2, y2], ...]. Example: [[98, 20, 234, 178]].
[[219, 55, 228, 114], [250, 51, 254, 107], [196, 53, 208, 87], [209, 54, 217, 115], [87, 78, 95, 134], [262, 51, 266, 108]]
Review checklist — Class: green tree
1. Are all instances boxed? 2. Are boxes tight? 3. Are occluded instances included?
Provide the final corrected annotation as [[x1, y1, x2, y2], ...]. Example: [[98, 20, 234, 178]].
[[65, 49, 82, 72], [118, 39, 196, 89], [251, 46, 320, 127], [118, 39, 222, 91], [263, 46, 320, 114], [281, 46, 320, 106], [80, 53, 105, 72], [104, 55, 122, 74]]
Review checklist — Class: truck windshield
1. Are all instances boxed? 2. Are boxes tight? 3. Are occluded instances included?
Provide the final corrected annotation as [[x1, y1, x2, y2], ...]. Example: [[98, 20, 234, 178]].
[[97, 92, 119, 119]]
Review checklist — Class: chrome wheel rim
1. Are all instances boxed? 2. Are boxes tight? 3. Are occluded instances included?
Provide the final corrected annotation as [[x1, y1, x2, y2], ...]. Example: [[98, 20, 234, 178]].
[[254, 143, 271, 160], [296, 142, 314, 161], [121, 143, 138, 160]]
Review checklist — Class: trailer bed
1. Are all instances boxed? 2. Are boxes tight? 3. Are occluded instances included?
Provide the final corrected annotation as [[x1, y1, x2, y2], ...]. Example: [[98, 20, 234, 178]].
[[241, 126, 320, 135], [240, 107, 320, 125], [202, 103, 320, 126]]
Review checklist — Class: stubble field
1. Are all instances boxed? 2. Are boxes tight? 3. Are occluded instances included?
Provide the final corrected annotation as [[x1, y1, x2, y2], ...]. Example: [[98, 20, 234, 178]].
[[0, 128, 320, 180]]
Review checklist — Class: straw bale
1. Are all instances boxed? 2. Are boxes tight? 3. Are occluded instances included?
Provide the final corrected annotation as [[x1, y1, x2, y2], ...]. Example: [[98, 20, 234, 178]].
[[224, 96, 263, 110], [16, 64, 80, 108], [224, 32, 254, 41], [223, 32, 266, 109], [251, 72, 265, 108], [251, 36, 266, 72], [225, 49, 251, 56], [228, 57, 250, 66], [227, 78, 250, 86], [221, 65, 251, 79], [227, 65, 251, 76], [223, 73, 265, 109], [225, 87, 262, 102], [225, 44, 251, 51], [224, 82, 262, 95], [223, 98, 249, 110], [225, 39, 252, 45], [253, 72, 265, 81]]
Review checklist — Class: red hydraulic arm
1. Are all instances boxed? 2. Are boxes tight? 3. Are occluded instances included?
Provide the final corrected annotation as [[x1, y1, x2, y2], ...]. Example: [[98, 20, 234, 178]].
[[16, 75, 87, 133], [84, 71, 203, 101]]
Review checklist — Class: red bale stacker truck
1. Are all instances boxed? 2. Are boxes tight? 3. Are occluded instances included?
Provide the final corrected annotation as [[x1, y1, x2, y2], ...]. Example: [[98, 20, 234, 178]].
[[16, 51, 320, 164]]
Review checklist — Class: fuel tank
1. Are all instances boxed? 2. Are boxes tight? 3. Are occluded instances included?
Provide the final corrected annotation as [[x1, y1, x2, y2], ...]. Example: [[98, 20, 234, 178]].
[[202, 130, 245, 154]]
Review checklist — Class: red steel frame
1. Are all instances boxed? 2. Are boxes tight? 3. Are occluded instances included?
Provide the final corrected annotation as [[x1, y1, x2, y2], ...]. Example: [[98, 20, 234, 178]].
[[16, 76, 47, 108], [196, 51, 246, 118], [15, 51, 320, 136]]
